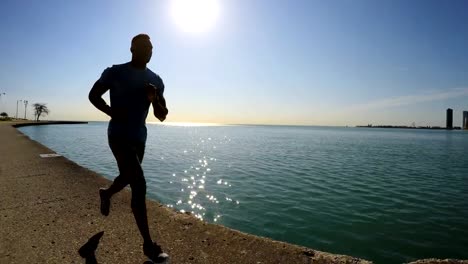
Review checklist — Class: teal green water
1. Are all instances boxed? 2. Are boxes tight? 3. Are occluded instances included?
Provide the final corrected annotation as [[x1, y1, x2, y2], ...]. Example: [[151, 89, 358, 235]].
[[19, 122, 468, 263]]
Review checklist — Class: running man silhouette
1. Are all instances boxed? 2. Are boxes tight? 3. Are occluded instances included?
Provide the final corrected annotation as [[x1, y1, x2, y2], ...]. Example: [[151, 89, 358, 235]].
[[89, 34, 169, 263]]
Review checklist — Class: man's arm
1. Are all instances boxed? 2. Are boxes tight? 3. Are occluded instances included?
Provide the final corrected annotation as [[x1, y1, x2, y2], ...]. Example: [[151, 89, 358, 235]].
[[89, 80, 112, 117], [145, 83, 168, 121], [152, 93, 168, 122], [156, 93, 166, 108], [151, 94, 169, 122]]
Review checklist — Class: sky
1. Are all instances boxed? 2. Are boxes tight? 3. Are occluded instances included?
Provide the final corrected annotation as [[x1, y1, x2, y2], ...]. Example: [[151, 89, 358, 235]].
[[1, 0, 467, 126]]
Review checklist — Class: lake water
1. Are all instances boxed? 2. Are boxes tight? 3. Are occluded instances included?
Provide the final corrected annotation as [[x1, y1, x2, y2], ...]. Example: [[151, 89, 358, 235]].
[[18, 122, 468, 263]]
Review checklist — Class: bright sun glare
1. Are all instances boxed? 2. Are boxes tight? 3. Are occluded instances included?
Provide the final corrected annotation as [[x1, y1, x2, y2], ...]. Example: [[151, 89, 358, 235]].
[[170, 0, 220, 33]]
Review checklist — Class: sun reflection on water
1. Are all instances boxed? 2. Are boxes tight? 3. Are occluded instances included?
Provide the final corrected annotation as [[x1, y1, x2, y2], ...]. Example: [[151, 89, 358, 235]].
[[165, 133, 240, 222]]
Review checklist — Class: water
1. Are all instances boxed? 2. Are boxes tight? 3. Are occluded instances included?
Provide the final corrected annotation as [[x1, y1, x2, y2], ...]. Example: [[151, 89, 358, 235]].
[[19, 122, 468, 263]]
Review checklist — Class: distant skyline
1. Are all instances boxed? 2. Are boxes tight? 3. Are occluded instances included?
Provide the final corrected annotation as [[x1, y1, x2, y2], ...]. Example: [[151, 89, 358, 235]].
[[1, 0, 468, 126]]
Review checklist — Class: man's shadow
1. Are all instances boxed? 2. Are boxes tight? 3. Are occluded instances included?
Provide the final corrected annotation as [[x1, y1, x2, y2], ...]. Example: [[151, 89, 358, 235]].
[[78, 231, 104, 264], [78, 231, 155, 264]]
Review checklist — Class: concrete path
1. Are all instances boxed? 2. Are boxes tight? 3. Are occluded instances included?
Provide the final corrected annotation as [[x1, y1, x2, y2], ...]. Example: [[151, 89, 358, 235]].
[[0, 121, 371, 263]]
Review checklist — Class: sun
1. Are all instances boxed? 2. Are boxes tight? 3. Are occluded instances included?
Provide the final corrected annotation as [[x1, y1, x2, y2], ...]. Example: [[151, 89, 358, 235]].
[[170, 0, 220, 33]]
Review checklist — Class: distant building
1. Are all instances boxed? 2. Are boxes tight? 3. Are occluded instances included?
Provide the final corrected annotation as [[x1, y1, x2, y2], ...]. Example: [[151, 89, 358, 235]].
[[462, 111, 467, 129], [446, 108, 453, 129]]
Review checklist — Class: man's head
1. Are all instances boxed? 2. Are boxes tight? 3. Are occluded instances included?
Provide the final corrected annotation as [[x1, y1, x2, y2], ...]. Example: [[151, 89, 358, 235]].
[[131, 34, 153, 64]]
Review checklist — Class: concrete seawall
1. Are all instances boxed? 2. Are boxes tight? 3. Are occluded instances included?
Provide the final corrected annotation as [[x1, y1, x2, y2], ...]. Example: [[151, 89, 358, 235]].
[[1, 121, 466, 264], [12, 120, 88, 128]]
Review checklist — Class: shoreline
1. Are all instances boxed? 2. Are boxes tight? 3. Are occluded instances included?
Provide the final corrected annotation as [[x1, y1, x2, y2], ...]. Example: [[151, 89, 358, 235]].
[[1, 121, 466, 263]]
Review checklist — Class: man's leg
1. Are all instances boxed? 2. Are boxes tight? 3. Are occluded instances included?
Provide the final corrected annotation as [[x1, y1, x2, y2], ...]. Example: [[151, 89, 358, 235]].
[[127, 143, 167, 261], [99, 138, 133, 216], [105, 140, 153, 244], [130, 171, 152, 244], [106, 138, 134, 194], [106, 138, 146, 194], [128, 142, 153, 243], [102, 140, 168, 260], [131, 171, 167, 261]]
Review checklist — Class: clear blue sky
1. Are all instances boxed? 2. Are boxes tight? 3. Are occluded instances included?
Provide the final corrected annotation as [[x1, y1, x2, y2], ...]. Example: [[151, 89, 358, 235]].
[[1, 0, 467, 126]]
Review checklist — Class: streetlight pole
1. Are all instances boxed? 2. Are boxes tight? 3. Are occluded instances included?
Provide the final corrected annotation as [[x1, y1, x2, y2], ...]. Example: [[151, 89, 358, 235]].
[[16, 100, 22, 119], [24, 100, 28, 120]]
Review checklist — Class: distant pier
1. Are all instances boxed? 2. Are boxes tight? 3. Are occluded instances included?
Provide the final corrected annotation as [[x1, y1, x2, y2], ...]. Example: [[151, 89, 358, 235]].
[[356, 125, 462, 130], [12, 120, 88, 128]]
